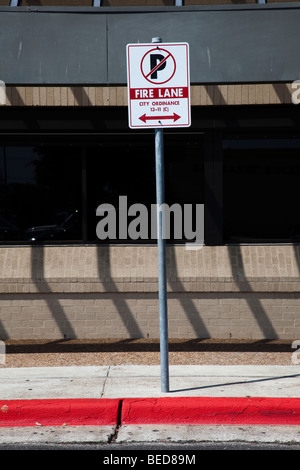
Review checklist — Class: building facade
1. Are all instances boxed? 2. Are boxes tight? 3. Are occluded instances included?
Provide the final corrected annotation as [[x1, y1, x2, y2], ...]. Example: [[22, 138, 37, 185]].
[[0, 0, 300, 340]]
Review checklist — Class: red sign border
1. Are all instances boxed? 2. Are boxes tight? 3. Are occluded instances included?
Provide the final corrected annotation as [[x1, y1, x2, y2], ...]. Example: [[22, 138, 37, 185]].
[[127, 42, 191, 129]]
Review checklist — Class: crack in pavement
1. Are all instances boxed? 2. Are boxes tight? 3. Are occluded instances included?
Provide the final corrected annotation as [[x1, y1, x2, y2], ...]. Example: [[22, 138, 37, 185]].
[[100, 366, 110, 398]]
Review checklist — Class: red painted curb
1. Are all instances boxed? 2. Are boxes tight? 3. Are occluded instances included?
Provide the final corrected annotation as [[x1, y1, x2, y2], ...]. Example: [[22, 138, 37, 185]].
[[0, 399, 120, 427], [121, 397, 300, 425], [1, 397, 300, 427]]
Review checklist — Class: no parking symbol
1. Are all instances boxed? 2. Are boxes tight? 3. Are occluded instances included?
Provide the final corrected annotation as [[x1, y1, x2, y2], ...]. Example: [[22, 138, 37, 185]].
[[126, 42, 190, 128], [140, 47, 176, 84]]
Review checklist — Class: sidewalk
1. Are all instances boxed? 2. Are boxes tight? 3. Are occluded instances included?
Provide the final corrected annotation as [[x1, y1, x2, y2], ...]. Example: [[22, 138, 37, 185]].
[[0, 338, 299, 448], [0, 364, 300, 428]]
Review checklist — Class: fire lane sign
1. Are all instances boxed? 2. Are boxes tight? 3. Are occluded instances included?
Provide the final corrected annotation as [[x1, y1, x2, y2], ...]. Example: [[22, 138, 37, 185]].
[[126, 42, 191, 129]]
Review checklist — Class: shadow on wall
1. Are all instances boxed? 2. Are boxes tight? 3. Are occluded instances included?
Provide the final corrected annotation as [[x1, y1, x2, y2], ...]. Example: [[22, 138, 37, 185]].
[[1, 244, 290, 341], [6, 85, 94, 107], [28, 245, 144, 339], [272, 83, 292, 104], [167, 245, 210, 338], [167, 245, 282, 340], [0, 312, 8, 340], [31, 245, 77, 338], [5, 83, 293, 107], [27, 244, 285, 341], [96, 245, 143, 338], [226, 244, 278, 339], [24, 244, 208, 339], [27, 244, 212, 340], [204, 83, 292, 106]]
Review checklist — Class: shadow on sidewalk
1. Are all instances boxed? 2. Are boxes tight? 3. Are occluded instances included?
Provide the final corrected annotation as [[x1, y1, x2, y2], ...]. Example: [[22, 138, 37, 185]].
[[170, 372, 300, 394]]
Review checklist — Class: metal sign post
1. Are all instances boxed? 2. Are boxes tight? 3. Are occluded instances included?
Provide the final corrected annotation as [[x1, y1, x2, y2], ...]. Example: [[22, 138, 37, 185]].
[[126, 37, 190, 393], [152, 39, 169, 392], [155, 127, 169, 393]]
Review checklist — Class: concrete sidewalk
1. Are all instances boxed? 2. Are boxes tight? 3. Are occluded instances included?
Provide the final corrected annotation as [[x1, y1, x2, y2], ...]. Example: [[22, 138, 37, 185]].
[[0, 364, 299, 400], [0, 364, 299, 425], [0, 364, 299, 445]]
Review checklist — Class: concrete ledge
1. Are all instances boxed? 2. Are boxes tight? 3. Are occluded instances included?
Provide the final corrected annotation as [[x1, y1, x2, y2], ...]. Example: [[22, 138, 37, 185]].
[[3, 83, 295, 107], [1, 244, 300, 293]]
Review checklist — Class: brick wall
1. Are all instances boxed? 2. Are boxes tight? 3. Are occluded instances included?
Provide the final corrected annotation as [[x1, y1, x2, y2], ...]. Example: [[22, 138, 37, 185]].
[[0, 83, 299, 341], [3, 83, 294, 107], [0, 245, 299, 340]]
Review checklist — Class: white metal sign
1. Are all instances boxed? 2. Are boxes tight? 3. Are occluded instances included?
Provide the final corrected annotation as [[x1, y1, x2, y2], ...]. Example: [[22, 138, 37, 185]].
[[126, 42, 191, 129]]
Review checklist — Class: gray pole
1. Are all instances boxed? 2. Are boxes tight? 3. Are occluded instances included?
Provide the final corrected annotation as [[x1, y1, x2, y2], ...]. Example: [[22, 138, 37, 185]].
[[152, 36, 169, 393]]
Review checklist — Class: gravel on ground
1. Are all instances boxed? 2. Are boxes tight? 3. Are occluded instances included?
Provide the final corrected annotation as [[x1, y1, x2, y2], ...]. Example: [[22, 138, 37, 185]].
[[0, 338, 296, 368]]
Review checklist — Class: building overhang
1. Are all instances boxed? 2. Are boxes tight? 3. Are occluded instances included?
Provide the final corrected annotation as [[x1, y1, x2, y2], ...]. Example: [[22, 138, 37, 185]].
[[0, 3, 299, 85]]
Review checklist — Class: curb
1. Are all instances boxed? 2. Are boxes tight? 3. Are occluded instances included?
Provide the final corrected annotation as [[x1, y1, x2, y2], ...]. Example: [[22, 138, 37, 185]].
[[1, 397, 300, 427], [0, 399, 120, 427], [121, 397, 300, 426]]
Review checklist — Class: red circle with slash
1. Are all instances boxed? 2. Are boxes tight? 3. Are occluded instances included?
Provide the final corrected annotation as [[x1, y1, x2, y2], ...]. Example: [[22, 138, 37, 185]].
[[140, 47, 176, 85]]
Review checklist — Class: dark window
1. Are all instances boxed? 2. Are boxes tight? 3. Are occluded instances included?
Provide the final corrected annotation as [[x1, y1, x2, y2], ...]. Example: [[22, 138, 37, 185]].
[[87, 133, 204, 243], [3, 105, 300, 247], [0, 145, 82, 243], [0, 134, 204, 244], [223, 137, 300, 243]]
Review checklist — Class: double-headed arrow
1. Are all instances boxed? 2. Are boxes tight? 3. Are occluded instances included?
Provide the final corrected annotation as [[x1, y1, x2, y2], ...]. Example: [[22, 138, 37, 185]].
[[139, 113, 181, 123]]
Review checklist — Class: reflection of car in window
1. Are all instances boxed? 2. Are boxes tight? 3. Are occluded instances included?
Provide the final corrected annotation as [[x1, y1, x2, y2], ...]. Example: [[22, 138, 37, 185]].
[[0, 216, 20, 240], [24, 210, 80, 242]]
